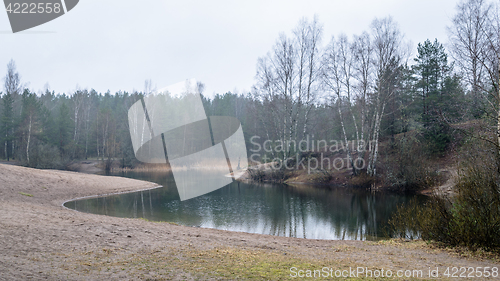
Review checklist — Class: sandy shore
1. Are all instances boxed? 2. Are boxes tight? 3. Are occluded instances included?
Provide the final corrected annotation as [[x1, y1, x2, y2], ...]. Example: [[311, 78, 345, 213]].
[[0, 164, 498, 280]]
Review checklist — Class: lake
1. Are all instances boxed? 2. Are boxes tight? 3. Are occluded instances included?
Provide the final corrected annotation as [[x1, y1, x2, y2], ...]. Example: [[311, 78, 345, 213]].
[[64, 171, 425, 240]]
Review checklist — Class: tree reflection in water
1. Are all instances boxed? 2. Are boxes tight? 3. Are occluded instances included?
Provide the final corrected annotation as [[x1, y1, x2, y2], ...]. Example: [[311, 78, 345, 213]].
[[64, 171, 426, 240]]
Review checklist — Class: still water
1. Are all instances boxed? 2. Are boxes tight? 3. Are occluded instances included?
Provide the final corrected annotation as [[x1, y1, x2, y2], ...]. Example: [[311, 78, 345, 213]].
[[64, 171, 425, 240]]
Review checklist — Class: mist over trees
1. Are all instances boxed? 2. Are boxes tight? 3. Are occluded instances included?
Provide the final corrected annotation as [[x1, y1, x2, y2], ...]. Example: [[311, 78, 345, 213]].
[[0, 0, 498, 185]]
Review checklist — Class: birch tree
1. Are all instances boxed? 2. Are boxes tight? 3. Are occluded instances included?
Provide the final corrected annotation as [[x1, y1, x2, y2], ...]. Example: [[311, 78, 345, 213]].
[[448, 0, 493, 118], [449, 0, 500, 165], [352, 32, 374, 156], [71, 89, 85, 158], [20, 89, 41, 166], [367, 17, 407, 176], [254, 17, 323, 159], [293, 16, 323, 142], [323, 34, 358, 174], [2, 60, 21, 161]]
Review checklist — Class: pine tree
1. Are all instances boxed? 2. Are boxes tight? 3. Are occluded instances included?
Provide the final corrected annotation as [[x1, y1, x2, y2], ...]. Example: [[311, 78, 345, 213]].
[[413, 39, 458, 154], [19, 89, 41, 166], [58, 101, 72, 155]]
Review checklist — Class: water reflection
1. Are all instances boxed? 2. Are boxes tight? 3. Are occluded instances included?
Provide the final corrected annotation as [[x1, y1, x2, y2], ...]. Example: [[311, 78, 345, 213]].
[[64, 171, 425, 240]]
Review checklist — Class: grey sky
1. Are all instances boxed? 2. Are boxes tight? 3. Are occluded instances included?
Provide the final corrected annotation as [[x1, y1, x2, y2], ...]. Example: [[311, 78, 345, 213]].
[[1, 0, 459, 97]]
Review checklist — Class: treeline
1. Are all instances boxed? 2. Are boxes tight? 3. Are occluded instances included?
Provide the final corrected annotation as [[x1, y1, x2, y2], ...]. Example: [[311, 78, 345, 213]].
[[247, 0, 498, 184], [0, 68, 143, 169], [1, 0, 499, 181], [384, 0, 500, 250]]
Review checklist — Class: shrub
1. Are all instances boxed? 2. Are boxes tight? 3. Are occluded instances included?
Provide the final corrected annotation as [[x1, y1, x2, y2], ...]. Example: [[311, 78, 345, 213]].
[[308, 169, 333, 183], [389, 150, 500, 250], [247, 162, 290, 183], [384, 136, 439, 192], [388, 197, 451, 241], [447, 157, 500, 248], [22, 143, 67, 169]]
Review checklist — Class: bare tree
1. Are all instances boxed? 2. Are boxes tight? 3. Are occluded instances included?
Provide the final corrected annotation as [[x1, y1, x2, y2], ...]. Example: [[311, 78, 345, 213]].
[[255, 33, 296, 158], [448, 0, 493, 117], [71, 89, 85, 158], [254, 16, 323, 159], [352, 32, 374, 149], [293, 16, 323, 141], [490, 4, 500, 160], [449, 0, 500, 161], [20, 90, 40, 166], [323, 34, 358, 174], [4, 60, 21, 97], [83, 90, 95, 160], [323, 17, 407, 177], [367, 16, 407, 176], [196, 81, 205, 96], [2, 59, 21, 161]]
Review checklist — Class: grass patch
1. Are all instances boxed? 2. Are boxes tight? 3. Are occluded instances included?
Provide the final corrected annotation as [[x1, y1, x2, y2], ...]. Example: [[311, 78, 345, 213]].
[[184, 248, 323, 280], [66, 246, 417, 280], [19, 192, 33, 197]]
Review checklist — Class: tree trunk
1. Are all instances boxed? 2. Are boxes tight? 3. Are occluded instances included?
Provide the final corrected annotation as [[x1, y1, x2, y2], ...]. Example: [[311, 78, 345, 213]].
[[497, 57, 500, 174], [371, 103, 385, 176], [85, 108, 89, 159], [73, 107, 78, 158], [368, 93, 385, 177], [96, 113, 99, 158], [336, 96, 355, 175], [4, 139, 8, 161], [367, 112, 378, 176], [26, 115, 32, 165], [12, 135, 15, 160]]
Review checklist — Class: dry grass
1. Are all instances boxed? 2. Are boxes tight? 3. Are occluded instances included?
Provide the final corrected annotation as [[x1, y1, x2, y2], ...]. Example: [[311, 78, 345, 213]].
[[62, 245, 417, 280]]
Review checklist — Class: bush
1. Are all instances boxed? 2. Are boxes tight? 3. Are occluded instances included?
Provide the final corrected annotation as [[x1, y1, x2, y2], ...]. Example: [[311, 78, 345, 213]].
[[389, 151, 500, 250], [448, 157, 500, 248], [247, 162, 290, 183], [308, 169, 333, 183], [21, 143, 67, 169], [388, 197, 450, 241], [384, 136, 439, 192]]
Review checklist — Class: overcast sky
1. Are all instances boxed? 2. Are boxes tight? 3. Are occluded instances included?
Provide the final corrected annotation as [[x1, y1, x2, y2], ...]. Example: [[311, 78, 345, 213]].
[[1, 0, 459, 98]]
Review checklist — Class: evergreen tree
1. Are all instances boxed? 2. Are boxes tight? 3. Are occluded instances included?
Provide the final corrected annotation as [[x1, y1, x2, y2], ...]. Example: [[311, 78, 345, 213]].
[[413, 39, 458, 154], [19, 89, 42, 166], [58, 101, 72, 155]]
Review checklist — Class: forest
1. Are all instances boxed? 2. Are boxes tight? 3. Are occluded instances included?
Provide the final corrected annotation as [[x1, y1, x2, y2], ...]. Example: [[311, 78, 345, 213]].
[[0, 3, 497, 175], [1, 0, 499, 249]]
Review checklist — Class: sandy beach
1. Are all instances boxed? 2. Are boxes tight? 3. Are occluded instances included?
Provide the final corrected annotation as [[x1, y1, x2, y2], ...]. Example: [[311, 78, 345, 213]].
[[0, 163, 498, 280]]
